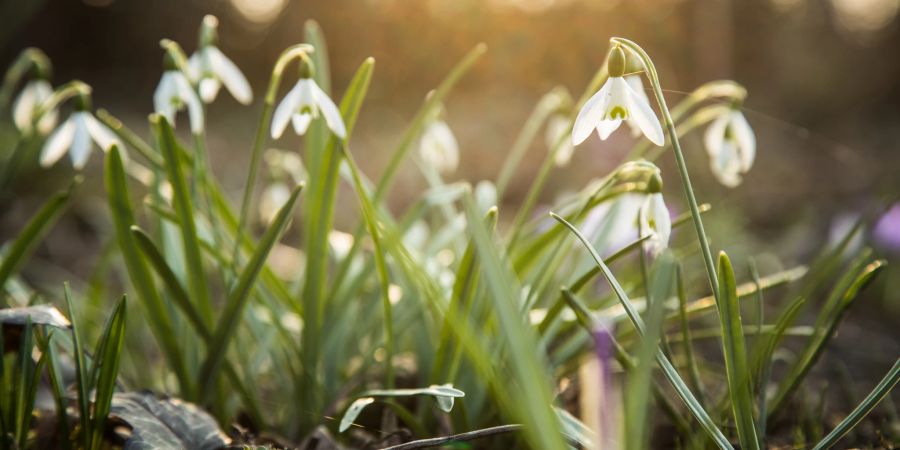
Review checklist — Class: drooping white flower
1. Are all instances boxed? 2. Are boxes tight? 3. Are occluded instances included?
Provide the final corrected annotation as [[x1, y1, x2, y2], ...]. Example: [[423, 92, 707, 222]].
[[154, 69, 204, 133], [271, 77, 346, 139], [572, 75, 664, 147], [639, 193, 671, 256], [13, 79, 57, 135], [546, 114, 574, 166], [40, 110, 122, 169], [419, 119, 459, 174], [188, 46, 252, 105], [573, 45, 664, 147], [703, 109, 755, 188]]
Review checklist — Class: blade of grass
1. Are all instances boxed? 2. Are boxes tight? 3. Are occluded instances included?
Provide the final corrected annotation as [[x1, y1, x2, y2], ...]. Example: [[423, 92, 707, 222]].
[[104, 145, 191, 397], [811, 359, 900, 450], [551, 212, 734, 450], [769, 256, 886, 419], [198, 184, 302, 403], [716, 252, 760, 450], [36, 330, 72, 450], [89, 296, 126, 450], [328, 44, 486, 308], [0, 185, 74, 301], [153, 114, 213, 325], [463, 195, 567, 450], [63, 283, 91, 450]]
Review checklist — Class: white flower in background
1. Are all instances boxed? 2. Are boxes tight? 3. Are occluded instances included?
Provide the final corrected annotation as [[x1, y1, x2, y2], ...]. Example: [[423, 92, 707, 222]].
[[475, 180, 497, 211], [546, 114, 574, 166], [13, 78, 57, 135], [40, 105, 122, 169], [704, 108, 755, 188], [572, 46, 664, 146], [419, 119, 459, 174], [271, 70, 346, 139], [188, 15, 253, 105], [639, 192, 671, 256], [154, 62, 204, 133], [259, 182, 292, 224]]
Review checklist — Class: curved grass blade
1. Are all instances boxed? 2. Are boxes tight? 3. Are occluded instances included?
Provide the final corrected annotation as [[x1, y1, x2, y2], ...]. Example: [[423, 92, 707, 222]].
[[198, 184, 302, 403], [811, 359, 900, 450], [0, 186, 73, 300], [153, 115, 213, 325], [551, 212, 734, 450], [716, 252, 760, 450]]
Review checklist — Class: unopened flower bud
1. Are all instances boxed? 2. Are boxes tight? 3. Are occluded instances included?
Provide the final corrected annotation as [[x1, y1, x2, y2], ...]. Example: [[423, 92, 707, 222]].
[[607, 45, 626, 78]]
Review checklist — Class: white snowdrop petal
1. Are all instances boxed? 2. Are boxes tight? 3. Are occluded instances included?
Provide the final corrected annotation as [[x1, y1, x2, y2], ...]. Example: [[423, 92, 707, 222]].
[[710, 142, 742, 188], [12, 81, 38, 131], [421, 121, 459, 173], [208, 47, 253, 104], [174, 73, 205, 133], [271, 82, 301, 138], [703, 113, 729, 159], [596, 118, 622, 140], [187, 52, 203, 81], [199, 78, 221, 103], [291, 113, 313, 135], [572, 80, 611, 145], [730, 111, 756, 171], [310, 80, 346, 139], [624, 83, 664, 146], [153, 72, 178, 124], [474, 180, 497, 211], [650, 193, 671, 247], [84, 113, 123, 153], [69, 113, 93, 169], [40, 118, 76, 167]]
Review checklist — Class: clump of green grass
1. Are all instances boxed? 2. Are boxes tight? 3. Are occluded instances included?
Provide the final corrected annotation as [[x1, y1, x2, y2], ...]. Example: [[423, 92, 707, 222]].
[[0, 15, 896, 450]]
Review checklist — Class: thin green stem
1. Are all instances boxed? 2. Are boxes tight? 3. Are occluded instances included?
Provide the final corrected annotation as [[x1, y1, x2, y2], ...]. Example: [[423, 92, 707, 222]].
[[231, 44, 313, 274], [611, 37, 721, 302]]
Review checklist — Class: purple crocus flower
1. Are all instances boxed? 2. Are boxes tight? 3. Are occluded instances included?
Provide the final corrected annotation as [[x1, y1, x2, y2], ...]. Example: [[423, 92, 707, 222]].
[[874, 203, 900, 251]]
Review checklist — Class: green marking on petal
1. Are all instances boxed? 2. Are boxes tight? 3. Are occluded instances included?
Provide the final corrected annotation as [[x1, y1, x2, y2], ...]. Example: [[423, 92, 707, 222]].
[[609, 105, 628, 120]]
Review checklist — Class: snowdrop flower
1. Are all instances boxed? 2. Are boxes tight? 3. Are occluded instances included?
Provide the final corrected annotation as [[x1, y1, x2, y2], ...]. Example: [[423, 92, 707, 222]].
[[154, 53, 204, 133], [572, 46, 664, 147], [13, 76, 57, 135], [40, 95, 122, 169], [704, 108, 755, 187], [271, 59, 346, 139], [419, 117, 459, 174], [639, 192, 671, 256], [188, 15, 252, 105], [546, 114, 574, 166]]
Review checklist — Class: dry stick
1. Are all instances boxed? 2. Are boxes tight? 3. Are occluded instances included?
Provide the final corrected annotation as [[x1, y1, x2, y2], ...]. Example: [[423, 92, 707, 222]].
[[382, 424, 583, 450]]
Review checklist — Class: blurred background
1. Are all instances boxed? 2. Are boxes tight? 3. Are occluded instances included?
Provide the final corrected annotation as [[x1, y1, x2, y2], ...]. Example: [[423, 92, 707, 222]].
[[1, 0, 899, 387]]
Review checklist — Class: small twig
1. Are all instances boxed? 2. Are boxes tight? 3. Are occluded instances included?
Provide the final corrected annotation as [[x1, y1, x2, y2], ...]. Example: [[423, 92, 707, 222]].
[[382, 425, 583, 450], [381, 424, 524, 450]]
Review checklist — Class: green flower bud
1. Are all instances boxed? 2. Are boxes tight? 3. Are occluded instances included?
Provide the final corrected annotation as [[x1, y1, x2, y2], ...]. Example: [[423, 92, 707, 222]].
[[647, 171, 664, 194], [162, 52, 179, 71], [199, 15, 219, 48], [298, 55, 315, 79], [73, 92, 92, 111], [607, 45, 626, 78]]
